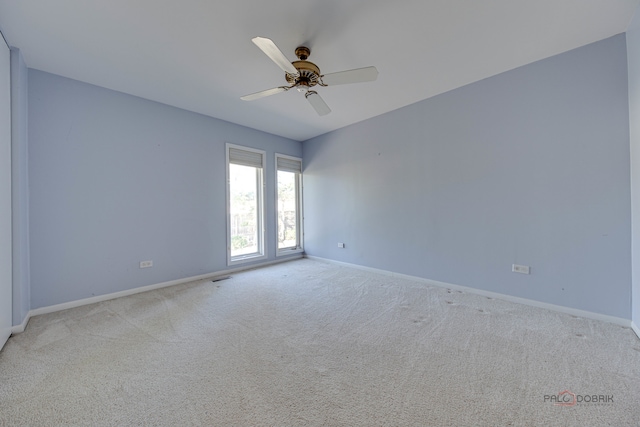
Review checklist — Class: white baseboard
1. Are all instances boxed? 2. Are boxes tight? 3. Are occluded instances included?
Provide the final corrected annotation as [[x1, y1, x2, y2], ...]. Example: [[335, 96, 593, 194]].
[[305, 255, 633, 329], [12, 254, 638, 341], [632, 321, 640, 340], [11, 311, 31, 334], [12, 255, 303, 334]]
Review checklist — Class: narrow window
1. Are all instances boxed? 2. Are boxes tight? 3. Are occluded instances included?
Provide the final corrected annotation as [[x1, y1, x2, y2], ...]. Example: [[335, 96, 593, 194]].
[[227, 144, 266, 264], [276, 154, 303, 255]]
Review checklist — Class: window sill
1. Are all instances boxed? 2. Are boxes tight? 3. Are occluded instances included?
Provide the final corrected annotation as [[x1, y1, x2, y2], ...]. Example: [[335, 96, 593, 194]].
[[276, 247, 304, 257], [228, 253, 267, 266]]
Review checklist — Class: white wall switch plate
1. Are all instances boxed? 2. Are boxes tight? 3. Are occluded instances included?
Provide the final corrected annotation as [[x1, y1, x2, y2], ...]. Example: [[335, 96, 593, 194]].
[[140, 260, 153, 268], [512, 264, 530, 274], [338, 243, 345, 248]]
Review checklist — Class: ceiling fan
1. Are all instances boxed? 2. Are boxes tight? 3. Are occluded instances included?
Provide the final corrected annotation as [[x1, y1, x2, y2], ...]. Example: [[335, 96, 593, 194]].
[[241, 37, 378, 116]]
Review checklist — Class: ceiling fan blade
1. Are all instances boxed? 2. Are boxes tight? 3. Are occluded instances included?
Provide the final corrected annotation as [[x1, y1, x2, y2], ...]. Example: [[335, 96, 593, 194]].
[[321, 66, 378, 86], [241, 86, 290, 101], [305, 91, 331, 116], [252, 37, 299, 77]]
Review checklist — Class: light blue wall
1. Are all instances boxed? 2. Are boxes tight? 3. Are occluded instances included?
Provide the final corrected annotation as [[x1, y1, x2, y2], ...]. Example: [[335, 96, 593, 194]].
[[28, 70, 301, 308], [10, 48, 29, 325], [303, 35, 631, 319], [19, 32, 638, 320], [628, 8, 640, 329]]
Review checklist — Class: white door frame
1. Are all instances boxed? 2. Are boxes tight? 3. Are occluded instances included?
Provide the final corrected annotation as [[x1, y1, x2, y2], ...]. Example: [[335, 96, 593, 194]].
[[0, 33, 13, 350]]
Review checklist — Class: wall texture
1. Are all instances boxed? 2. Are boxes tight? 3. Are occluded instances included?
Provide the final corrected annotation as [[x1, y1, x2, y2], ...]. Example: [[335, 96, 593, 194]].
[[28, 70, 301, 308], [628, 8, 640, 329], [303, 35, 631, 318]]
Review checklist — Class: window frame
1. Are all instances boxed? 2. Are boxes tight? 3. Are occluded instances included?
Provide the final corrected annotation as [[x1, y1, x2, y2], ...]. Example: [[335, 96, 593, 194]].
[[275, 153, 304, 257], [226, 143, 267, 266]]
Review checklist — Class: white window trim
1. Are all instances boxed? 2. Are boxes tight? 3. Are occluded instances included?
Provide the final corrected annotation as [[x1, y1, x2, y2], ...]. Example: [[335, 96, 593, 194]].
[[226, 143, 267, 266], [275, 153, 304, 257]]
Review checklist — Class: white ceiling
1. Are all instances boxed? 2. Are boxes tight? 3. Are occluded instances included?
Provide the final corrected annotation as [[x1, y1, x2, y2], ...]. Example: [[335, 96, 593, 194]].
[[0, 0, 638, 141]]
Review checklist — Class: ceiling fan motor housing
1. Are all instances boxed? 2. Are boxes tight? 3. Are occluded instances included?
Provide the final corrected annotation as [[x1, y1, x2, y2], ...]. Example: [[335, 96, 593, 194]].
[[286, 46, 321, 89]]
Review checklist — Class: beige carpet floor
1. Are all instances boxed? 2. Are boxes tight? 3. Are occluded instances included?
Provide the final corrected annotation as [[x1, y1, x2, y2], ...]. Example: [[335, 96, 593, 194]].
[[1, 258, 639, 426]]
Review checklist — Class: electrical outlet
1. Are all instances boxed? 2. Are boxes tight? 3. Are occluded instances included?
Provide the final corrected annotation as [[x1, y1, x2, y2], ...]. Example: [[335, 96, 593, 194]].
[[140, 260, 153, 269], [338, 243, 345, 248], [512, 264, 530, 275]]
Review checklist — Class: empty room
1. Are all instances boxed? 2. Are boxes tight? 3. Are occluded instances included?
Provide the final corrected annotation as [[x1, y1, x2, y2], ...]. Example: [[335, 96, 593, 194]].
[[1, 1, 640, 426]]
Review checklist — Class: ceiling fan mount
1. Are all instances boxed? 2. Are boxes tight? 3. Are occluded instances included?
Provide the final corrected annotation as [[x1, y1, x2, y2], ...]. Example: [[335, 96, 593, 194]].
[[294, 46, 311, 60], [241, 37, 378, 116]]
